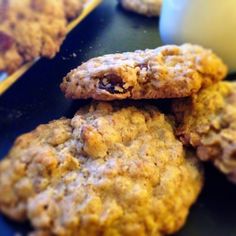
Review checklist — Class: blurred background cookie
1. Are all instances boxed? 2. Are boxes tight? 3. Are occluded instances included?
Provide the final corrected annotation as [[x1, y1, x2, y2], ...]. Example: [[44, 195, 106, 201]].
[[0, 0, 88, 74], [0, 0, 67, 74], [119, 0, 162, 17]]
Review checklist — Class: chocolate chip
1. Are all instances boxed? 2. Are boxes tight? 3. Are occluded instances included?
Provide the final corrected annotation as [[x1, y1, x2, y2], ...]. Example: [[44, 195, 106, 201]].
[[65, 76, 71, 82], [0, 31, 14, 52], [16, 12, 25, 20], [98, 74, 127, 94], [139, 63, 148, 70], [229, 150, 236, 160]]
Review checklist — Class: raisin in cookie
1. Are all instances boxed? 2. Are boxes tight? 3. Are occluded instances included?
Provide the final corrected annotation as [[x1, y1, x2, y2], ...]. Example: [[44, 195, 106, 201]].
[[172, 81, 236, 183], [0, 0, 67, 74], [0, 102, 203, 236], [119, 0, 162, 17], [61, 44, 227, 101]]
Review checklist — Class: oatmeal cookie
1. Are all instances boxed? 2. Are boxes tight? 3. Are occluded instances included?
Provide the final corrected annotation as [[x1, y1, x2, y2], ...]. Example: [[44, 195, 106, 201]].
[[0, 102, 203, 236], [61, 44, 227, 101], [0, 0, 67, 74], [119, 0, 162, 17], [172, 81, 236, 182]]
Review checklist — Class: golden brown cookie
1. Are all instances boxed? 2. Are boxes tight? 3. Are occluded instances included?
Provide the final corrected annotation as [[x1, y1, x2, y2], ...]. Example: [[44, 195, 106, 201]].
[[0, 0, 67, 74], [61, 44, 227, 101], [172, 81, 236, 182], [119, 0, 162, 17], [0, 102, 203, 236], [0, 0, 90, 74]]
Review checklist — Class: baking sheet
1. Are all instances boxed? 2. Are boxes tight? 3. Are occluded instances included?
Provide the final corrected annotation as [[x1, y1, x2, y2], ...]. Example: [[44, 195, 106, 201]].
[[0, 0, 101, 95]]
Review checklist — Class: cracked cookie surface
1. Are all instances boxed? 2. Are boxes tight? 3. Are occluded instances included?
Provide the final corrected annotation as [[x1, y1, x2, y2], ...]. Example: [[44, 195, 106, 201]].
[[119, 0, 162, 17], [61, 44, 227, 101], [0, 102, 203, 236], [172, 81, 236, 182]]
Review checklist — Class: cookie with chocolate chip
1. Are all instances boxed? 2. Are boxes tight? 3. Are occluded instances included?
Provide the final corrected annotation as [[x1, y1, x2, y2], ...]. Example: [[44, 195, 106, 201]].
[[61, 44, 227, 101]]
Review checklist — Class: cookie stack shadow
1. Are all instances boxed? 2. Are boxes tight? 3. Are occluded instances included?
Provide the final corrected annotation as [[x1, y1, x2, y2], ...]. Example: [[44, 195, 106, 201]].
[[0, 44, 233, 236]]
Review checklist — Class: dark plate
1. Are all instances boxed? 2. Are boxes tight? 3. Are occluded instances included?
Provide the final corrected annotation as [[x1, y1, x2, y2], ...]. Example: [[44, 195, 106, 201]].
[[1, 0, 236, 235]]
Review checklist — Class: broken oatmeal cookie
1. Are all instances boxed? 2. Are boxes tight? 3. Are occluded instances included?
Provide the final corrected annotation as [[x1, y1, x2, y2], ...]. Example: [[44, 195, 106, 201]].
[[61, 44, 227, 100]]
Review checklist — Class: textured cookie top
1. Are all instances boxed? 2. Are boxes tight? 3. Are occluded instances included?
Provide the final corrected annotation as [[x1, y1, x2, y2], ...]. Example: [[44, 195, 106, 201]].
[[172, 81, 236, 182], [61, 44, 227, 101], [119, 0, 162, 17], [0, 102, 203, 236], [0, 0, 67, 73], [0, 0, 87, 74]]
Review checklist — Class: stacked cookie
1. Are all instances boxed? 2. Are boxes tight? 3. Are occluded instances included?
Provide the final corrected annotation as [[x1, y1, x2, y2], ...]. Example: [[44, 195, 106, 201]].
[[0, 0, 87, 74], [62, 43, 236, 182], [0, 44, 230, 236], [172, 82, 236, 183]]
